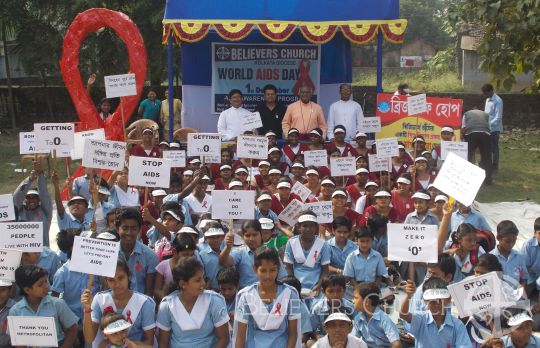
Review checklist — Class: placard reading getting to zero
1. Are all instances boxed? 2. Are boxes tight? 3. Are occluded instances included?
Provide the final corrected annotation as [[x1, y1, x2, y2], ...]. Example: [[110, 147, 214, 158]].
[[187, 133, 221, 157]]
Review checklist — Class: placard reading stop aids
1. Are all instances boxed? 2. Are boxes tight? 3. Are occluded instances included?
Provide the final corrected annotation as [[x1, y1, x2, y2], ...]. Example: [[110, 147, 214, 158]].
[[187, 133, 221, 157], [34, 123, 75, 151], [128, 156, 171, 188], [69, 236, 120, 277], [387, 223, 438, 263], [8, 316, 58, 347], [211, 190, 255, 220], [0, 222, 43, 252]]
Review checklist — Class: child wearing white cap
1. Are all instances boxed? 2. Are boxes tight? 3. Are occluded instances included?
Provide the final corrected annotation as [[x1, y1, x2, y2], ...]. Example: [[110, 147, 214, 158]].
[[282, 128, 308, 167], [353, 131, 371, 158], [502, 310, 540, 347], [272, 179, 303, 226], [98, 312, 152, 348], [312, 312, 367, 348], [326, 125, 358, 158], [431, 126, 455, 170]]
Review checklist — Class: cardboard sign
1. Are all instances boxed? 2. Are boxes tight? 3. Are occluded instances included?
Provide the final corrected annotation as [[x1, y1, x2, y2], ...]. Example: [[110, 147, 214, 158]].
[[0, 194, 16, 222], [239, 111, 263, 131], [448, 272, 508, 318], [304, 150, 328, 167], [19, 132, 46, 155], [34, 123, 75, 151], [82, 139, 126, 171], [236, 135, 269, 160], [291, 181, 312, 202], [8, 316, 58, 347], [368, 155, 390, 172], [359, 117, 382, 133], [407, 94, 427, 115], [163, 150, 186, 168], [0, 222, 43, 252], [277, 199, 304, 226], [128, 156, 171, 188], [0, 248, 22, 282], [304, 201, 333, 223], [441, 141, 468, 161], [187, 133, 221, 157], [375, 137, 399, 158], [433, 152, 485, 207], [387, 223, 438, 263], [69, 236, 120, 277], [104, 73, 137, 98], [203, 155, 221, 164], [211, 190, 256, 220], [71, 129, 106, 160], [330, 157, 356, 176]]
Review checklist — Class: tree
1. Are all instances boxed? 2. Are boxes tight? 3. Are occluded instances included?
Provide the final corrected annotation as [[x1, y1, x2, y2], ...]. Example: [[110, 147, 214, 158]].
[[400, 0, 452, 50], [445, 0, 540, 92]]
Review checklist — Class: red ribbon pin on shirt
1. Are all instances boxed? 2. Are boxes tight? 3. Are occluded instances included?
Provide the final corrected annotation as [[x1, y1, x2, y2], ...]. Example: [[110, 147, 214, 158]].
[[125, 309, 133, 323], [273, 303, 282, 315], [314, 250, 318, 260]]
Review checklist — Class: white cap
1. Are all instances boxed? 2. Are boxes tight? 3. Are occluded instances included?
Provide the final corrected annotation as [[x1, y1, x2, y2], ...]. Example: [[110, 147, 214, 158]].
[[235, 167, 248, 174], [141, 127, 153, 135], [435, 195, 448, 203], [169, 142, 181, 149], [422, 288, 450, 300], [68, 196, 88, 206], [198, 219, 215, 229], [365, 181, 379, 188], [152, 189, 167, 197], [26, 189, 40, 196], [103, 319, 132, 334], [398, 144, 405, 149], [268, 147, 280, 154], [288, 128, 300, 135], [179, 226, 199, 235], [205, 227, 225, 237], [310, 129, 322, 136], [98, 186, 111, 195], [159, 141, 169, 147], [427, 183, 435, 190], [508, 312, 533, 327], [0, 279, 12, 287], [333, 127, 345, 134], [257, 194, 272, 202], [97, 231, 119, 241], [291, 162, 304, 169], [355, 168, 369, 175], [412, 137, 425, 143], [305, 169, 319, 176], [269, 169, 282, 175], [412, 192, 431, 200], [265, 131, 277, 137], [332, 190, 347, 198], [441, 126, 454, 133], [220, 164, 232, 171], [298, 214, 318, 223], [414, 156, 428, 163], [321, 178, 335, 186], [228, 180, 243, 189], [277, 181, 291, 189], [324, 312, 351, 324], [259, 217, 275, 230], [189, 158, 201, 164], [396, 177, 411, 185], [258, 160, 271, 167], [374, 190, 391, 198], [161, 210, 183, 222], [421, 151, 431, 157], [355, 131, 367, 138], [183, 170, 194, 176], [200, 175, 211, 181]]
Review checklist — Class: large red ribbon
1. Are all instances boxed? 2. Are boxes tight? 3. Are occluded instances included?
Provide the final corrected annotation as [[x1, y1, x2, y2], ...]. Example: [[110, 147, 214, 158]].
[[292, 59, 316, 96]]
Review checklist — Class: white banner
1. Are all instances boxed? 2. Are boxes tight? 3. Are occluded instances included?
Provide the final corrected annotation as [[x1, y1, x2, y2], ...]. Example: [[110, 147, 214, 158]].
[[82, 139, 126, 171], [375, 137, 399, 159], [71, 129, 106, 160], [211, 190, 256, 220], [368, 154, 390, 172], [291, 181, 311, 202], [236, 135, 269, 160], [34, 123, 75, 151], [277, 199, 304, 226], [441, 141, 468, 161], [304, 150, 328, 168], [359, 117, 382, 133], [239, 112, 263, 131], [407, 94, 427, 115], [69, 236, 120, 277], [19, 132, 46, 155], [330, 157, 356, 176], [128, 157, 171, 188], [387, 223, 438, 263], [163, 150, 186, 168], [0, 248, 22, 282], [0, 222, 43, 252], [304, 201, 333, 223], [187, 133, 221, 157], [0, 194, 16, 222], [104, 73, 137, 98], [8, 316, 58, 347]]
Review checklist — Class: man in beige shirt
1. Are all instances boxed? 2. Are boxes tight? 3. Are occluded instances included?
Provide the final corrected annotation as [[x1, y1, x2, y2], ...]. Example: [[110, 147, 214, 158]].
[[282, 85, 327, 140], [160, 89, 182, 140]]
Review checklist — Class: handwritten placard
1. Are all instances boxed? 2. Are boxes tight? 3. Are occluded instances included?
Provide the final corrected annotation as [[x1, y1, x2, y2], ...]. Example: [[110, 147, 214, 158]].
[[359, 117, 382, 133], [407, 94, 427, 115], [104, 73, 137, 98], [163, 150, 186, 168], [0, 222, 43, 252], [71, 129, 106, 160], [277, 199, 304, 226], [187, 133, 221, 157], [368, 155, 390, 172], [0, 194, 15, 222], [8, 316, 58, 347], [304, 150, 328, 167], [239, 111, 263, 131], [304, 201, 333, 223], [330, 157, 356, 176], [375, 137, 399, 159], [211, 190, 256, 220], [387, 223, 438, 263], [237, 135, 269, 160], [441, 141, 468, 161], [69, 236, 120, 277], [433, 152, 485, 206], [34, 123, 75, 151], [203, 154, 221, 164], [291, 181, 312, 202], [0, 248, 22, 282], [82, 139, 126, 171], [128, 156, 171, 188]]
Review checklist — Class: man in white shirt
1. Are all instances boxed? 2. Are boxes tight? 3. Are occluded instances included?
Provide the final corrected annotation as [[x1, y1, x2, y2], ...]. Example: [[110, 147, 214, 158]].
[[327, 84, 364, 142], [217, 89, 251, 141], [393, 83, 411, 96]]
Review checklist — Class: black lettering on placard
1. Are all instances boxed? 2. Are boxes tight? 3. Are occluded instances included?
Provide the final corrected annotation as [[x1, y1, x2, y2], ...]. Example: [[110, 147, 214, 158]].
[[0, 212, 7, 218], [142, 160, 162, 167], [203, 145, 210, 152], [143, 172, 160, 178], [471, 292, 492, 301], [53, 137, 61, 145], [90, 259, 102, 265], [463, 279, 488, 291]]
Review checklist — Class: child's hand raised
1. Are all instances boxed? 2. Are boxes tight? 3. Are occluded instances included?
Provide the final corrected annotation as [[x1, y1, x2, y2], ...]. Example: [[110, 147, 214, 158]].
[[81, 288, 93, 310], [225, 233, 235, 248], [443, 198, 456, 216], [403, 280, 416, 298]]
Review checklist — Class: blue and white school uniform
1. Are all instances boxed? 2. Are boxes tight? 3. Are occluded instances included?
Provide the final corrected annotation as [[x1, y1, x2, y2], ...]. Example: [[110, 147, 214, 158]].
[[199, 247, 223, 290], [234, 283, 301, 348], [352, 307, 400, 348], [502, 334, 540, 347], [231, 245, 288, 288], [489, 247, 529, 284], [328, 237, 357, 271], [38, 247, 62, 284], [91, 290, 155, 348], [120, 240, 159, 293], [310, 297, 355, 335], [343, 249, 388, 282], [157, 290, 229, 348], [409, 311, 472, 348], [521, 236, 540, 287], [57, 210, 93, 231], [283, 236, 330, 294], [453, 247, 485, 283]]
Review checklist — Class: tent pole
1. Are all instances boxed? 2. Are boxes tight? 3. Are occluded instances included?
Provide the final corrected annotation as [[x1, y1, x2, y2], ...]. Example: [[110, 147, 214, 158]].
[[376, 28, 383, 93], [167, 32, 175, 142]]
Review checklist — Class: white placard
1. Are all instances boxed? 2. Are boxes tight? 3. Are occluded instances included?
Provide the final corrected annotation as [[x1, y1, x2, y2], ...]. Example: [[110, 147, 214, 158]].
[[387, 223, 438, 263], [0, 194, 15, 222], [128, 156, 171, 188], [69, 236, 120, 277], [8, 316, 58, 347], [359, 117, 382, 133], [330, 157, 356, 176], [71, 129, 106, 160], [82, 138, 126, 171], [304, 150, 328, 167], [368, 155, 390, 172], [291, 181, 312, 202], [104, 73, 137, 98], [277, 199, 304, 226], [19, 132, 46, 155], [34, 123, 75, 151], [447, 272, 508, 318], [203, 155, 221, 164], [375, 137, 399, 158], [441, 141, 468, 161], [211, 190, 256, 220], [163, 150, 186, 168], [236, 135, 269, 160], [0, 248, 22, 282], [187, 133, 221, 157], [0, 222, 43, 252], [407, 93, 427, 115], [433, 152, 485, 207], [304, 201, 333, 223], [239, 111, 263, 131]]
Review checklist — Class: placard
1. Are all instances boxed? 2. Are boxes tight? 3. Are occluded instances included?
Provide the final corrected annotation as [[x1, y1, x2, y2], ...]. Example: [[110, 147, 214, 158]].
[[330, 157, 356, 176], [407, 93, 427, 115], [277, 199, 304, 226], [236, 135, 269, 160], [441, 141, 468, 161], [128, 156, 171, 188], [239, 112, 263, 131], [19, 132, 46, 155], [375, 137, 399, 158], [447, 272, 508, 318], [69, 236, 120, 277], [211, 190, 256, 220], [7, 316, 58, 347], [187, 133, 221, 157], [163, 150, 186, 168], [291, 181, 312, 202], [433, 152, 485, 207], [368, 155, 390, 172], [82, 139, 126, 171], [71, 129, 106, 160], [359, 117, 382, 133], [0, 222, 43, 252], [203, 155, 221, 164], [34, 123, 75, 151], [0, 194, 16, 222], [0, 248, 22, 282], [104, 73, 137, 98], [304, 150, 328, 168], [304, 201, 333, 223], [387, 223, 438, 263]]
